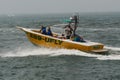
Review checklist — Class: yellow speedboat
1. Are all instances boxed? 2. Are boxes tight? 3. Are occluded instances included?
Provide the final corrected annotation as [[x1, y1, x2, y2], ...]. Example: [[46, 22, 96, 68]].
[[17, 26, 108, 54]]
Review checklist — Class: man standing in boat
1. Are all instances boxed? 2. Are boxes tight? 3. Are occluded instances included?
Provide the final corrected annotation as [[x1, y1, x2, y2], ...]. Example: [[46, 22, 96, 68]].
[[64, 14, 79, 39], [64, 13, 85, 42], [64, 24, 73, 39]]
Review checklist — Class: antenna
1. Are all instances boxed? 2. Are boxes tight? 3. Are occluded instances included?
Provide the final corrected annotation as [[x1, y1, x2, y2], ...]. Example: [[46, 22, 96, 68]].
[[71, 12, 79, 35]]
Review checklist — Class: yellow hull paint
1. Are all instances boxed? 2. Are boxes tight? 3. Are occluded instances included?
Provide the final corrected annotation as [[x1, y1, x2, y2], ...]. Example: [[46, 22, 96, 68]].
[[18, 27, 107, 53]]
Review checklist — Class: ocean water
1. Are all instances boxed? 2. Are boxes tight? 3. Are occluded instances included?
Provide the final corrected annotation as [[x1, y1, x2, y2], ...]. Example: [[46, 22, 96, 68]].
[[0, 12, 120, 80]]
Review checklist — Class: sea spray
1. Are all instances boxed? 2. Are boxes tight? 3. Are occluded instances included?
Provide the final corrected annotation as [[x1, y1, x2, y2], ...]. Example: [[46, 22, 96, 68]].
[[1, 46, 120, 60]]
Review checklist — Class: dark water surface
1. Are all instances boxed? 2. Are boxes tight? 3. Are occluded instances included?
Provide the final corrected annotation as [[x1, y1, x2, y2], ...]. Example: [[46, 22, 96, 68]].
[[0, 12, 120, 80]]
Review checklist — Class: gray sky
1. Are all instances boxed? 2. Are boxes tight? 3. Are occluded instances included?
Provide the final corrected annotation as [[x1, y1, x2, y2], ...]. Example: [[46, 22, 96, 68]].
[[0, 0, 120, 14]]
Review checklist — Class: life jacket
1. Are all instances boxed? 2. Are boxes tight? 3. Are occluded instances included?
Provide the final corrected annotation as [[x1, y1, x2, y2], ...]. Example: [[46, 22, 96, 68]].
[[41, 27, 46, 34], [46, 30, 53, 36], [72, 35, 86, 42]]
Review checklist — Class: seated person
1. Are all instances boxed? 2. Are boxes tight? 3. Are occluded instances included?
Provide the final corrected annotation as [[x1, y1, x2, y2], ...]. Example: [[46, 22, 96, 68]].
[[40, 26, 47, 34], [46, 26, 53, 36], [70, 34, 86, 42]]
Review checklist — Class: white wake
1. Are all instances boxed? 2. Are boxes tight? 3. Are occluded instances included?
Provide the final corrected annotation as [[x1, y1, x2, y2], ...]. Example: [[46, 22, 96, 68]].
[[0, 46, 120, 60]]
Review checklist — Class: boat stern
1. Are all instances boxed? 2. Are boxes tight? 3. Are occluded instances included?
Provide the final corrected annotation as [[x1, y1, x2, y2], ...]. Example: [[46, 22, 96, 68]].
[[80, 41, 108, 53], [90, 44, 108, 53]]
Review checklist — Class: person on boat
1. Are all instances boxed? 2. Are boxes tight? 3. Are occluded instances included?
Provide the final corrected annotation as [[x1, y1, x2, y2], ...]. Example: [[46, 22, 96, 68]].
[[46, 26, 53, 36], [64, 24, 73, 39], [40, 26, 47, 34], [70, 34, 86, 42]]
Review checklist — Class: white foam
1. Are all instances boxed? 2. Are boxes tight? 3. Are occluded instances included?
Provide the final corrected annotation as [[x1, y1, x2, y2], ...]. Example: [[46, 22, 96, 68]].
[[0, 47, 54, 57], [0, 47, 98, 58], [96, 46, 120, 60], [105, 46, 120, 51], [97, 54, 120, 60], [1, 46, 120, 60]]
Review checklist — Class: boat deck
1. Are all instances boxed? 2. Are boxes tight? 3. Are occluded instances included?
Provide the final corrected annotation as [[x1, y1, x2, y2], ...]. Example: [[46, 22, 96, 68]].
[[29, 28, 103, 46]]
